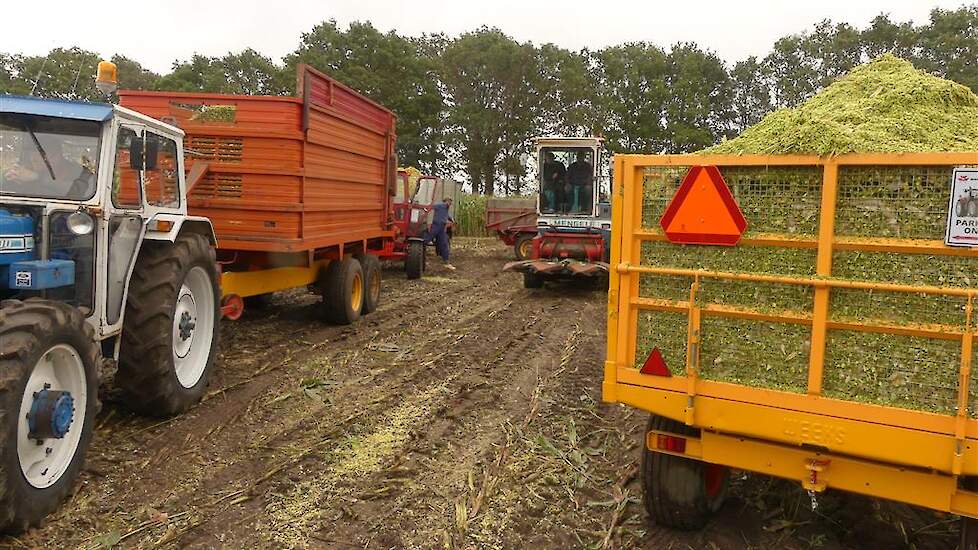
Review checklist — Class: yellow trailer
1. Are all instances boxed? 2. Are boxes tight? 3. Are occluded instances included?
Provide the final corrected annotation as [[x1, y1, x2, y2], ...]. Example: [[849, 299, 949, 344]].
[[603, 153, 978, 537]]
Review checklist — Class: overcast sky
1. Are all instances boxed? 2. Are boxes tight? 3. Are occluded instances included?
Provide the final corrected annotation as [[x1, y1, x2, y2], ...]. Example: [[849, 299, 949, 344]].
[[5, 1, 969, 74]]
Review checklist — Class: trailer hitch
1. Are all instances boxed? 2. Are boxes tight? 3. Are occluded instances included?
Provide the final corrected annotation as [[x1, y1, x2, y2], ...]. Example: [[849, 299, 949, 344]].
[[802, 458, 831, 511]]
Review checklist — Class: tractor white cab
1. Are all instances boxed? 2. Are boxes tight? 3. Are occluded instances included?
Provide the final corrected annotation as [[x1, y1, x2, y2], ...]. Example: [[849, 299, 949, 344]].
[[503, 137, 612, 288], [0, 81, 218, 531]]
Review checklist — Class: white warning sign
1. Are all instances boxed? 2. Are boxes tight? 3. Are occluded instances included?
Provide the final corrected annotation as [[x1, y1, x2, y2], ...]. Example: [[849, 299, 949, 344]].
[[946, 167, 978, 247]]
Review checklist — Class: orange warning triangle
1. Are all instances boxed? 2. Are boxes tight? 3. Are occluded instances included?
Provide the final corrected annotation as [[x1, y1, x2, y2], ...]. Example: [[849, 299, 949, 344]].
[[660, 166, 747, 246]]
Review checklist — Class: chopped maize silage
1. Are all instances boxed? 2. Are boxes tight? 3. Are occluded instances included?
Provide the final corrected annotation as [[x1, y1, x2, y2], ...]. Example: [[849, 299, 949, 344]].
[[635, 56, 978, 414], [704, 54, 978, 155]]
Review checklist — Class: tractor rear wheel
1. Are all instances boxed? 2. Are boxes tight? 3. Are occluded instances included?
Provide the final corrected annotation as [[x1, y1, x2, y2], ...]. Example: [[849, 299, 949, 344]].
[[523, 271, 544, 289], [320, 258, 364, 325], [118, 233, 220, 416], [642, 414, 728, 530], [0, 299, 100, 533], [406, 240, 425, 280], [358, 254, 382, 314], [514, 234, 534, 260]]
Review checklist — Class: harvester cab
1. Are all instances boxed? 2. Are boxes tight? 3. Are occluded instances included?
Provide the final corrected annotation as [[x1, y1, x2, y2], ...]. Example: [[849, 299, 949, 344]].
[[504, 136, 611, 289], [0, 62, 219, 532]]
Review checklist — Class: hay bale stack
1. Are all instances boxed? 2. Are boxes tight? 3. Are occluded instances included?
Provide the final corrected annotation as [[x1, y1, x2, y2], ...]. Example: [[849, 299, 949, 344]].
[[636, 56, 978, 414]]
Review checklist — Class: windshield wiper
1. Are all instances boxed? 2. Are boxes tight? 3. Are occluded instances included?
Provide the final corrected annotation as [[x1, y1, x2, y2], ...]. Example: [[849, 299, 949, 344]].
[[25, 123, 57, 181]]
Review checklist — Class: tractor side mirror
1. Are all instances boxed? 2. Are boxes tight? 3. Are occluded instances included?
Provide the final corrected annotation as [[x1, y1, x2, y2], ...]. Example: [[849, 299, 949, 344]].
[[128, 137, 160, 171]]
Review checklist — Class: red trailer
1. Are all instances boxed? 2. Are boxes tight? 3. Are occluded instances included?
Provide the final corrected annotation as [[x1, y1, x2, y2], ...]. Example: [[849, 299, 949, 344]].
[[485, 197, 537, 259], [119, 65, 397, 323]]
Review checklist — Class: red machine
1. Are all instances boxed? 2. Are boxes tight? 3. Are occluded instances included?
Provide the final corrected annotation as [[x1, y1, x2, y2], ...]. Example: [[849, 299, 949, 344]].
[[485, 197, 538, 259], [381, 169, 461, 278]]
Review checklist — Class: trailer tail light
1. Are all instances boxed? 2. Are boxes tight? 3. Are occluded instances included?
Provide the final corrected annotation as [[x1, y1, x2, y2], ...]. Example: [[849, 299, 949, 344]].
[[640, 347, 671, 377], [656, 434, 687, 453]]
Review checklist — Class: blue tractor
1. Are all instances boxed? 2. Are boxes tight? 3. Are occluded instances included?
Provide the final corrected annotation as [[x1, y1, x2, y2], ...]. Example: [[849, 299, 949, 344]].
[[0, 63, 219, 532]]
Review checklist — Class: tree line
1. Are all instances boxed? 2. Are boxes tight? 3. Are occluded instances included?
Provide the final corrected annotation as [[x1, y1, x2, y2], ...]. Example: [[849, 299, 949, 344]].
[[2, 6, 976, 195]]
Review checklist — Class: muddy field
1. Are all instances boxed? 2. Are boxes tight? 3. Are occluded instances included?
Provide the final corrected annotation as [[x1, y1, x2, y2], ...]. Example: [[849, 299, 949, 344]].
[[1, 238, 961, 549]]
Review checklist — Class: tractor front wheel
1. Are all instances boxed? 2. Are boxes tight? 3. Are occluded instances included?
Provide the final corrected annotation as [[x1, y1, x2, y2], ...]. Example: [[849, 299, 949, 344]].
[[642, 414, 728, 530], [406, 240, 425, 280], [0, 299, 100, 533], [118, 233, 220, 416]]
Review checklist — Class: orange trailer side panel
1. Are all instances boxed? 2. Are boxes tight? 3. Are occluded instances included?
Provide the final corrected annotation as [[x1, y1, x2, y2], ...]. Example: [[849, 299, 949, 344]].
[[119, 65, 395, 254]]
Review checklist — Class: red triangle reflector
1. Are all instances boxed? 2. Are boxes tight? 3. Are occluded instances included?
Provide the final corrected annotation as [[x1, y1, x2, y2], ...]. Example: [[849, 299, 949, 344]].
[[640, 347, 671, 377]]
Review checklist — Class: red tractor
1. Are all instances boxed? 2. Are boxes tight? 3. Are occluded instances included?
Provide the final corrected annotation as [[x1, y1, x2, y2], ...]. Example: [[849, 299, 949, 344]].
[[382, 170, 461, 278], [504, 137, 612, 288]]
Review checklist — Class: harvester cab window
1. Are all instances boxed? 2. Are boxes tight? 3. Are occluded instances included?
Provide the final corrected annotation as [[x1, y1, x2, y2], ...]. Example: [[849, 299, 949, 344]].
[[0, 114, 100, 201], [539, 147, 595, 216], [142, 133, 180, 209]]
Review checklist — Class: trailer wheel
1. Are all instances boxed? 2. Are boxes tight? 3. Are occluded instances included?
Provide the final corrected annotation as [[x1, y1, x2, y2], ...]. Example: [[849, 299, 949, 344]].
[[406, 240, 425, 280], [0, 299, 100, 533], [118, 233, 220, 417], [523, 271, 544, 289], [359, 254, 382, 314], [514, 234, 534, 261], [642, 414, 728, 530], [321, 258, 364, 325]]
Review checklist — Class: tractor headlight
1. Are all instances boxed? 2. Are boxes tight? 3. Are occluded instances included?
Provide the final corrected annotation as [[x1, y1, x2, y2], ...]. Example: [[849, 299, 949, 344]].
[[66, 212, 94, 236]]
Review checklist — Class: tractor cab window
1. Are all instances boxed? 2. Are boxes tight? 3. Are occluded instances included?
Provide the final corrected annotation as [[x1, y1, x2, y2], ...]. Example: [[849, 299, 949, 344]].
[[0, 114, 100, 201], [142, 133, 180, 208], [539, 147, 595, 216]]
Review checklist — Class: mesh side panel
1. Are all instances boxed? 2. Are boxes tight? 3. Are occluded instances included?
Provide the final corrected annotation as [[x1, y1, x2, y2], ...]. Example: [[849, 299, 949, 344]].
[[835, 166, 953, 239], [642, 166, 687, 228], [972, 344, 978, 418], [635, 310, 689, 373], [639, 274, 692, 303], [699, 317, 810, 393], [639, 241, 816, 312], [641, 165, 823, 235], [698, 279, 814, 314], [829, 288, 968, 329], [641, 241, 817, 276], [833, 250, 976, 288], [719, 166, 823, 235], [823, 330, 960, 414]]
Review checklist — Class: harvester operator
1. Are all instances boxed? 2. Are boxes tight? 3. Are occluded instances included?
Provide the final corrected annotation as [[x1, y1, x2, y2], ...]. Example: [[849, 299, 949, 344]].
[[566, 151, 593, 213], [425, 197, 456, 271], [541, 151, 566, 213]]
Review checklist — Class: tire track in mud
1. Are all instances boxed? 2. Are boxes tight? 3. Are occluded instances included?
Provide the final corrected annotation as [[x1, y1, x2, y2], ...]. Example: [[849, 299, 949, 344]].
[[7, 244, 516, 548], [178, 284, 562, 547]]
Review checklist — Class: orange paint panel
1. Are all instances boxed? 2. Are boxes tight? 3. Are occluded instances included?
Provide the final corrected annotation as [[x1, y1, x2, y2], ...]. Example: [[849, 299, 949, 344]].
[[120, 65, 395, 255]]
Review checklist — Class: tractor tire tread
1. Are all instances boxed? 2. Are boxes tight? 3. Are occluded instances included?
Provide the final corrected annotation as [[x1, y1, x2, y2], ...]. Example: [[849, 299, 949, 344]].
[[117, 233, 219, 417], [0, 299, 100, 533]]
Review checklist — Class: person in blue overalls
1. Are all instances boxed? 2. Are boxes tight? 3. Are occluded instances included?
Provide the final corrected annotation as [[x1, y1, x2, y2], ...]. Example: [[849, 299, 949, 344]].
[[425, 197, 456, 271]]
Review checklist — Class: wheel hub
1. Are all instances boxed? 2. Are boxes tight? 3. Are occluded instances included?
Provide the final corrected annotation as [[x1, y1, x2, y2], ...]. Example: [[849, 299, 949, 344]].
[[173, 285, 198, 359], [179, 311, 196, 341], [27, 387, 75, 440]]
